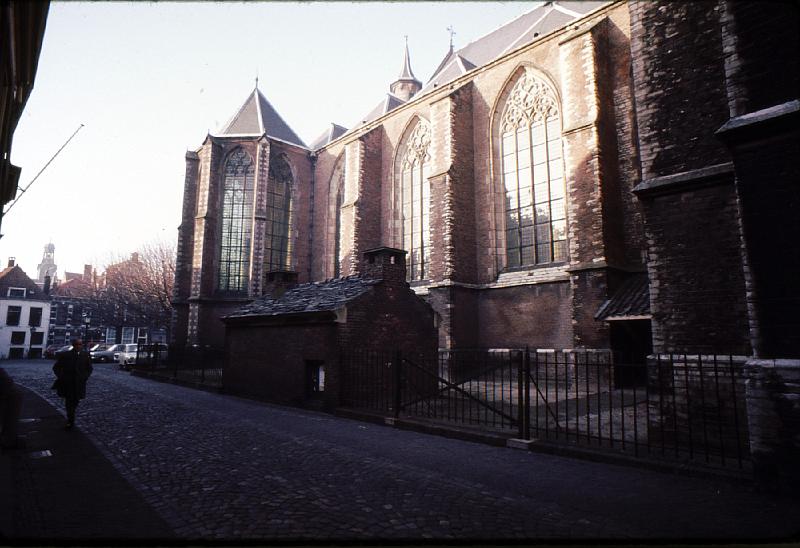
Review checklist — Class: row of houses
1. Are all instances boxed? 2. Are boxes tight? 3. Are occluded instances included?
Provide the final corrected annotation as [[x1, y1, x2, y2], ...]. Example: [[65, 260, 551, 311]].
[[0, 254, 165, 360]]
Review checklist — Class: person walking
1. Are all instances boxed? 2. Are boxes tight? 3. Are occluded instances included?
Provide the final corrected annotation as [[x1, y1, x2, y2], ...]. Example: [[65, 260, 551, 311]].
[[52, 338, 93, 429]]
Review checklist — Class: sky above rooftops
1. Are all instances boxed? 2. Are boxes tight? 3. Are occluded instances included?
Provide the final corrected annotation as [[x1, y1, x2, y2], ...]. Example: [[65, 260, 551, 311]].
[[1, 1, 538, 278]]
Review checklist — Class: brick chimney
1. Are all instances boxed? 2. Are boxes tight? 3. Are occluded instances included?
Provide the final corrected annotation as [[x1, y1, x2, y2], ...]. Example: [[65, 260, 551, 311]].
[[263, 270, 298, 298], [361, 247, 407, 284], [7, 257, 15, 268], [83, 264, 92, 281], [44, 275, 51, 295]]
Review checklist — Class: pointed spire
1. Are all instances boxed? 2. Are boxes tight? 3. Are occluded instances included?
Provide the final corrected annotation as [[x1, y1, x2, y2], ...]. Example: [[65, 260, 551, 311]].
[[391, 37, 422, 101], [398, 35, 418, 81]]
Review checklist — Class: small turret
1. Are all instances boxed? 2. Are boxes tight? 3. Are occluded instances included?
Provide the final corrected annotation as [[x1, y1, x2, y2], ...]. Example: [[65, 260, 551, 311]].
[[390, 38, 422, 102]]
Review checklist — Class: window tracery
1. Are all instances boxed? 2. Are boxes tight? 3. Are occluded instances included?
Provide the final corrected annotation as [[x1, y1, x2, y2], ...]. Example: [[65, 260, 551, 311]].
[[499, 70, 566, 267], [218, 148, 254, 292], [400, 120, 432, 280], [264, 155, 294, 272]]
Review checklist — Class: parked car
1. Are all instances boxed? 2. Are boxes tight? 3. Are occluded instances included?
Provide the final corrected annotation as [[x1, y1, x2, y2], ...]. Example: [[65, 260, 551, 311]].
[[90, 343, 126, 363], [54, 345, 72, 356], [118, 343, 168, 369]]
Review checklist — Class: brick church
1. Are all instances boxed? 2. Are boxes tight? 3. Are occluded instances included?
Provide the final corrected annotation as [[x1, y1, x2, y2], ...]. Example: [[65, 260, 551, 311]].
[[172, 0, 798, 365]]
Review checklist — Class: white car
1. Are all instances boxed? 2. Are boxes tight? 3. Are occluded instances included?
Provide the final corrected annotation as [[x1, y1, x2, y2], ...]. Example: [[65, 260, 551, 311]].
[[116, 344, 140, 368], [118, 343, 168, 369]]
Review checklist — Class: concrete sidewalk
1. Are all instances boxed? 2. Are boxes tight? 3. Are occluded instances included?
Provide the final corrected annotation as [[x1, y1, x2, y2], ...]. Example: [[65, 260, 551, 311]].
[[0, 385, 174, 542]]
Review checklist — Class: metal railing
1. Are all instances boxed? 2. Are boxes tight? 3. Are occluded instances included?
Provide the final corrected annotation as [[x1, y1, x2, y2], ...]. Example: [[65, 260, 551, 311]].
[[339, 347, 750, 471], [131, 343, 224, 388]]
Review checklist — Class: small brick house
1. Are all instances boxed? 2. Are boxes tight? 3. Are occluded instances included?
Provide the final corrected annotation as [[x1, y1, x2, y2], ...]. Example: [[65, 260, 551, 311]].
[[222, 247, 437, 407]]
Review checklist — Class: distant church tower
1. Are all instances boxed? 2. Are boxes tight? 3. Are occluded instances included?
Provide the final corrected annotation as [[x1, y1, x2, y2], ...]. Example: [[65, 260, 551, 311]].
[[172, 83, 310, 349], [390, 39, 422, 101], [37, 242, 57, 283]]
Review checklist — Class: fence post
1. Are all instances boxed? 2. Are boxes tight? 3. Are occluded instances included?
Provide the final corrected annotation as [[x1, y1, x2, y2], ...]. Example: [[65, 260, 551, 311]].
[[517, 350, 525, 440], [393, 350, 402, 418], [524, 346, 531, 440]]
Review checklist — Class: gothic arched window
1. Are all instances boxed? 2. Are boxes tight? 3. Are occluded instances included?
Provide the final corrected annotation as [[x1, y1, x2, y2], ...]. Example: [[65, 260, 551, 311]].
[[500, 70, 566, 267], [333, 170, 345, 278], [264, 154, 294, 272], [218, 148, 255, 292], [400, 120, 432, 280]]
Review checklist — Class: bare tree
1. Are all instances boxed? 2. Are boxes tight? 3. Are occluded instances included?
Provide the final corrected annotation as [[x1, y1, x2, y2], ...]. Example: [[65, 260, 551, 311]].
[[101, 239, 176, 338]]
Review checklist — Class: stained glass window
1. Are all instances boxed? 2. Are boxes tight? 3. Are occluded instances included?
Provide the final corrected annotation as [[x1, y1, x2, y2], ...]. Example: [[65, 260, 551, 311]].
[[264, 155, 293, 272], [401, 121, 432, 281], [218, 148, 254, 292], [500, 71, 566, 267]]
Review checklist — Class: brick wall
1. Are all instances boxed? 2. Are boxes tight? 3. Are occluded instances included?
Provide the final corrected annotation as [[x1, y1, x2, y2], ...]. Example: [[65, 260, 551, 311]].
[[638, 181, 750, 354], [476, 282, 572, 349], [347, 128, 384, 276], [722, 1, 799, 118], [225, 322, 338, 406], [629, 0, 732, 180]]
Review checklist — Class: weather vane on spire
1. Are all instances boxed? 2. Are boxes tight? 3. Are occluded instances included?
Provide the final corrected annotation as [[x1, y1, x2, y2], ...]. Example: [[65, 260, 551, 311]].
[[255, 73, 259, 90], [447, 25, 456, 49]]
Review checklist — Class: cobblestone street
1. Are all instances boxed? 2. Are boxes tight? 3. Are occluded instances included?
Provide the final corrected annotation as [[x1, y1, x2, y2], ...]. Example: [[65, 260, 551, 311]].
[[3, 360, 799, 542]]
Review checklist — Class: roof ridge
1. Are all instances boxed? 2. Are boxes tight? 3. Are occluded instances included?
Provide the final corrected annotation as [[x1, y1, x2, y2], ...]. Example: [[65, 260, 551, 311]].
[[498, 4, 553, 58], [448, 3, 547, 67]]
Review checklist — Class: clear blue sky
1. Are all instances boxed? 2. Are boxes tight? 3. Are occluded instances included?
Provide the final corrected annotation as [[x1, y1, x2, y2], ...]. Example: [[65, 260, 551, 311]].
[[1, 1, 538, 279]]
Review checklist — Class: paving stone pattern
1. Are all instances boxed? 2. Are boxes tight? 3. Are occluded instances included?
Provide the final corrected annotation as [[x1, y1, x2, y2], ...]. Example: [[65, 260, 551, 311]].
[[5, 361, 799, 542]]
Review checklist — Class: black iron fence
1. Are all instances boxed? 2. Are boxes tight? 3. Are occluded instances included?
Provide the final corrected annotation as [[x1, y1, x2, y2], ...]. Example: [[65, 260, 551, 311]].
[[130, 343, 224, 388], [339, 347, 750, 472]]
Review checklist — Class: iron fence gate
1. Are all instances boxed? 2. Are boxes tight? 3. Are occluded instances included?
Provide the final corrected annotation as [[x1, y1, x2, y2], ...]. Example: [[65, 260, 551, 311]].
[[339, 348, 750, 472]]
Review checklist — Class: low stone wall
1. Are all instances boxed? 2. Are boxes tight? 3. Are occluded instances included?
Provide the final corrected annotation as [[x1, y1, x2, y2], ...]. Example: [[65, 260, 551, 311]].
[[745, 359, 800, 495]]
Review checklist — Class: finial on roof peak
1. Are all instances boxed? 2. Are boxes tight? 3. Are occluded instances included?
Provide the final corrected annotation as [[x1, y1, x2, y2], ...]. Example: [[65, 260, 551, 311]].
[[447, 25, 456, 50]]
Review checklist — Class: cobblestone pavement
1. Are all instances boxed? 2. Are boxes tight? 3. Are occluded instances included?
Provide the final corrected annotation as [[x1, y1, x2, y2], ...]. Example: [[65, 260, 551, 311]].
[[4, 360, 799, 542]]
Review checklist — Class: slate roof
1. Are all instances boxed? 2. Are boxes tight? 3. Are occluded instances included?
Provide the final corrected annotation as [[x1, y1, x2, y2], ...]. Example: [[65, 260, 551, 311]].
[[595, 273, 651, 320], [421, 1, 608, 94], [310, 123, 349, 150], [397, 40, 421, 85], [215, 88, 307, 148], [227, 275, 381, 319], [358, 93, 407, 126]]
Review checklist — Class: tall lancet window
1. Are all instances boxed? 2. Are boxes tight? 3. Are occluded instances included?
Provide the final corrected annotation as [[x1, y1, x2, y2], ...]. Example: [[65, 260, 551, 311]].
[[401, 120, 432, 280], [218, 148, 255, 292], [333, 169, 345, 278], [500, 71, 566, 267], [264, 154, 294, 272]]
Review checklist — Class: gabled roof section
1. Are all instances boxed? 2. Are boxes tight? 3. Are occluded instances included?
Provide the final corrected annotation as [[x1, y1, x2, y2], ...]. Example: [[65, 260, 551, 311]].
[[0, 265, 46, 300], [310, 123, 349, 150], [421, 1, 608, 94], [595, 273, 651, 321], [215, 88, 307, 148], [358, 93, 406, 126], [227, 275, 381, 319]]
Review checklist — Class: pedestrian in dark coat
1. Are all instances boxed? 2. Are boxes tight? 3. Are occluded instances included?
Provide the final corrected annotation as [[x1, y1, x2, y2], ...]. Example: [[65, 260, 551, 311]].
[[52, 338, 93, 429]]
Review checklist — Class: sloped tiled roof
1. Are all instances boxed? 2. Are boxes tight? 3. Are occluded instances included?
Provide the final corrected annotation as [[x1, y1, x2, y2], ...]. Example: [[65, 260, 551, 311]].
[[421, 1, 608, 93], [215, 88, 307, 148], [359, 93, 406, 126], [595, 273, 651, 320], [227, 275, 381, 319], [310, 123, 349, 150], [0, 264, 47, 300]]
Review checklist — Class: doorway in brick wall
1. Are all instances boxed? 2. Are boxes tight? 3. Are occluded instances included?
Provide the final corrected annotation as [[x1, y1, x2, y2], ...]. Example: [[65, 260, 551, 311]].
[[305, 360, 326, 405], [609, 320, 652, 388]]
